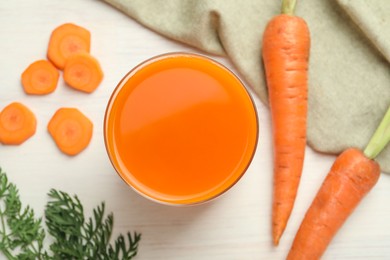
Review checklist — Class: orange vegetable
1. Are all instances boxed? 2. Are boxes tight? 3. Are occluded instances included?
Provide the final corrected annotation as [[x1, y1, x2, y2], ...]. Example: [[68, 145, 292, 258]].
[[288, 105, 390, 258], [47, 23, 91, 70], [21, 60, 59, 95], [63, 52, 103, 93], [0, 102, 37, 145], [287, 148, 380, 259], [262, 0, 310, 245], [48, 108, 93, 156]]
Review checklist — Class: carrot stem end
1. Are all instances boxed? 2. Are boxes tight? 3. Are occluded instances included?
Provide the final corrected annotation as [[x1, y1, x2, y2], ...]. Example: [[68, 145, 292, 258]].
[[282, 0, 297, 15], [364, 105, 390, 159]]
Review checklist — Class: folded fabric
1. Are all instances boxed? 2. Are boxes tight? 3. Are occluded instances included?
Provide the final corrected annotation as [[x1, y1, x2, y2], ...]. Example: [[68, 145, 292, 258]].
[[337, 0, 390, 63], [102, 0, 390, 172]]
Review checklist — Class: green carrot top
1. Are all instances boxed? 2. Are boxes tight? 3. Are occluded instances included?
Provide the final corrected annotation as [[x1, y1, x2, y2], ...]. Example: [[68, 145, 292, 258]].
[[282, 0, 297, 15], [364, 105, 390, 159]]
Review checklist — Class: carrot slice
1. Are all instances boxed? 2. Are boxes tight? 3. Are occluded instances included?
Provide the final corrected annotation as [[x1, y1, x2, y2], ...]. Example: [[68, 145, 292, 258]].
[[21, 60, 59, 95], [48, 108, 93, 156], [47, 23, 91, 70], [63, 52, 103, 93], [0, 102, 37, 145]]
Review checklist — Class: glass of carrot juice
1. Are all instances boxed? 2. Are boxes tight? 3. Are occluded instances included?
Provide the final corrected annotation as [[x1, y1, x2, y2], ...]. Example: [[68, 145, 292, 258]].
[[104, 53, 258, 205]]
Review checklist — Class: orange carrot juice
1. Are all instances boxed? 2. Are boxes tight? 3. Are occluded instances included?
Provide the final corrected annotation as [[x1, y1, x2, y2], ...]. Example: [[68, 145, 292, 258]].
[[104, 53, 258, 205]]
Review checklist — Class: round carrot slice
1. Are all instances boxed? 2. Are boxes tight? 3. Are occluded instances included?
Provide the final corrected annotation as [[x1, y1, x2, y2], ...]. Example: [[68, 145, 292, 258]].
[[48, 108, 93, 156], [47, 23, 91, 70], [21, 60, 59, 95], [63, 52, 103, 93], [0, 102, 37, 145]]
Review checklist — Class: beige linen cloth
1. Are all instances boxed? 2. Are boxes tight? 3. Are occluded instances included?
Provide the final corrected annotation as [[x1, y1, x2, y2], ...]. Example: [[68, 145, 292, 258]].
[[102, 0, 390, 173]]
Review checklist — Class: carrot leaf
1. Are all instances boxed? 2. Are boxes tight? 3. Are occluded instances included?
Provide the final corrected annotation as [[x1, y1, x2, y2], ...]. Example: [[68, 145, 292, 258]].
[[0, 168, 141, 259], [0, 168, 48, 259], [45, 190, 141, 259], [364, 105, 390, 159]]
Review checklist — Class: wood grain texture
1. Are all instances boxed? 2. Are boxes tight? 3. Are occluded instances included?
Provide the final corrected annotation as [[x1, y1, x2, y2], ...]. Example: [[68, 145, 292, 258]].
[[0, 1, 389, 259]]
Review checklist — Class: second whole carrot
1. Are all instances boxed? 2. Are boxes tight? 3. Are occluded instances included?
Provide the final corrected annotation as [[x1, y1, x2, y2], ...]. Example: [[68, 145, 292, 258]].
[[287, 105, 390, 258], [287, 148, 380, 259], [262, 0, 310, 245]]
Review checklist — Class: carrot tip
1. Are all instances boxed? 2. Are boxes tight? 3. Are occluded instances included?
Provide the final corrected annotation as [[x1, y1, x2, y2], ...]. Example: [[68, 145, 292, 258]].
[[273, 237, 280, 246], [272, 224, 283, 246]]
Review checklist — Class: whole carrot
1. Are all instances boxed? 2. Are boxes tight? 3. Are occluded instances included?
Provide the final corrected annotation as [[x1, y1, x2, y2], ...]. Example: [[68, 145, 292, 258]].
[[262, 0, 310, 245], [287, 148, 380, 259], [287, 106, 390, 259]]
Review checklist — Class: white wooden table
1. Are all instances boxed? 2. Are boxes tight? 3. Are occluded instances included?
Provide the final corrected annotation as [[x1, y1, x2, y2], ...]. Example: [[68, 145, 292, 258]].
[[1, 1, 389, 259]]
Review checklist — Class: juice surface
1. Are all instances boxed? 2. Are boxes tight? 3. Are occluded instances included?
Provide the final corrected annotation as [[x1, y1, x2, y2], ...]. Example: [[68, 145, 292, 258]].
[[105, 53, 258, 204]]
